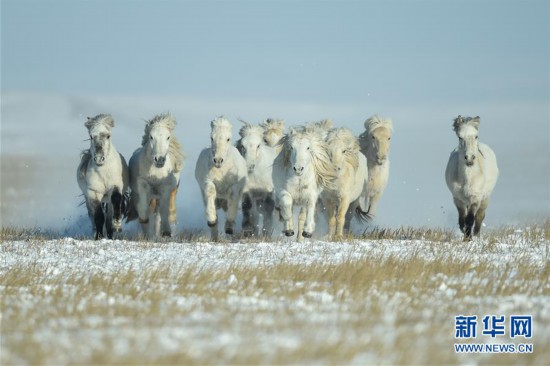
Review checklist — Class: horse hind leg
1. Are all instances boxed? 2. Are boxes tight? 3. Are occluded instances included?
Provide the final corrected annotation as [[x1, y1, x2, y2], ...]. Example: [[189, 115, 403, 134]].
[[463, 203, 479, 242], [474, 199, 489, 237], [169, 186, 178, 225], [261, 194, 275, 238]]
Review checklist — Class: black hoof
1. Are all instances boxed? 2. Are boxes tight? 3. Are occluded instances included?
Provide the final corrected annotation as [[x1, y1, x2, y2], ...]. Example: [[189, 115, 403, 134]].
[[283, 230, 294, 237], [162, 231, 171, 238], [242, 230, 254, 238], [302, 231, 312, 238], [225, 228, 234, 235], [207, 220, 217, 227]]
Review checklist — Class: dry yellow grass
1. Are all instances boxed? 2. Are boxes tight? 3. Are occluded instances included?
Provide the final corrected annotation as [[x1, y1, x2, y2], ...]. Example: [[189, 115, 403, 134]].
[[1, 222, 549, 364]]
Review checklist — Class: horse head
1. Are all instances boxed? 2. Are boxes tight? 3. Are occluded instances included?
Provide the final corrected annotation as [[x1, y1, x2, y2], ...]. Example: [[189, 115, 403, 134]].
[[144, 113, 176, 168], [261, 118, 285, 147], [237, 121, 265, 173], [210, 117, 233, 168], [364, 115, 393, 166], [326, 128, 359, 173], [286, 128, 314, 177], [453, 115, 480, 167], [85, 114, 115, 166]]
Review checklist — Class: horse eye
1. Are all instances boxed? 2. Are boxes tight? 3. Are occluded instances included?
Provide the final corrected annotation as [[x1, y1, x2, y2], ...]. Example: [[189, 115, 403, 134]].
[[150, 135, 153, 140], [107, 135, 110, 139], [307, 146, 310, 150], [371, 136, 375, 139], [475, 136, 478, 139], [167, 136, 170, 141], [388, 137, 391, 141], [264, 138, 268, 143], [227, 138, 230, 142], [257, 144, 261, 149]]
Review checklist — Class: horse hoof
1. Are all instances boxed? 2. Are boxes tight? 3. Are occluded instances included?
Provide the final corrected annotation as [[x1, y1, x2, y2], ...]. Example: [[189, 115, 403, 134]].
[[225, 228, 234, 235], [162, 231, 171, 238], [302, 231, 312, 238], [207, 220, 217, 227], [283, 230, 294, 237], [242, 230, 254, 238]]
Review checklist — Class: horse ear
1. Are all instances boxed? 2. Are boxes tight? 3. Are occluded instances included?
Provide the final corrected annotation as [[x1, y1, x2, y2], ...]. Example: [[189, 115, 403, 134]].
[[453, 115, 464, 132], [470, 116, 480, 129], [105, 115, 115, 128], [289, 127, 297, 136]]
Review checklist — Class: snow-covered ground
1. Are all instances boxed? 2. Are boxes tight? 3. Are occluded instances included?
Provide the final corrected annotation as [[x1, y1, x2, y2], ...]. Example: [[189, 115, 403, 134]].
[[1, 229, 549, 364]]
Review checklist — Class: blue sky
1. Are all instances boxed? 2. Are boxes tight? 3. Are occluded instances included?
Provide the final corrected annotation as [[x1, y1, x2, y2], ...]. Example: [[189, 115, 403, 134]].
[[2, 0, 549, 105]]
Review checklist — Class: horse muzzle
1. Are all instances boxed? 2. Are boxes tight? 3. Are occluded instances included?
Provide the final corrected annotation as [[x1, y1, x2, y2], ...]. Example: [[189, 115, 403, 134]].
[[94, 155, 106, 165], [293, 166, 305, 176], [154, 156, 166, 168], [213, 157, 224, 168]]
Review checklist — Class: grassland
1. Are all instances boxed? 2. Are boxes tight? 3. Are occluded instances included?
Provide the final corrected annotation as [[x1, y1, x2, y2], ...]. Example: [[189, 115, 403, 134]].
[[1, 223, 549, 365]]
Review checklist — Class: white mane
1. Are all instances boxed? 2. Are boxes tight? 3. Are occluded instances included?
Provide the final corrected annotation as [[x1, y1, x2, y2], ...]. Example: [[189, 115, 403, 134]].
[[211, 116, 233, 135], [364, 115, 393, 135], [85, 114, 114, 131], [283, 128, 337, 190]]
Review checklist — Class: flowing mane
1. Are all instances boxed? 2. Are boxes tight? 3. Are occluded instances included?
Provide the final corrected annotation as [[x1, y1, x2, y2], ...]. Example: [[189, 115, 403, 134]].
[[85, 114, 114, 130], [364, 114, 393, 135], [305, 119, 333, 139], [453, 115, 480, 133], [141, 113, 185, 172], [235, 119, 264, 153], [260, 118, 285, 133], [211, 116, 233, 134], [283, 128, 337, 189], [326, 128, 360, 170]]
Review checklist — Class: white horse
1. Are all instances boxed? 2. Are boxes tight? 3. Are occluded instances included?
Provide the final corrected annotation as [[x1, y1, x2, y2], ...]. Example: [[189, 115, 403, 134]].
[[445, 115, 499, 240], [195, 117, 247, 240], [320, 128, 369, 239], [359, 115, 393, 219], [272, 127, 337, 239], [236, 121, 278, 237], [127, 113, 185, 238], [77, 114, 129, 239], [260, 118, 285, 151]]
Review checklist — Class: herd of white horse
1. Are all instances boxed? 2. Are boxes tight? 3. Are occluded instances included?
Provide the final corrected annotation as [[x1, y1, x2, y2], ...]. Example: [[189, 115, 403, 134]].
[[77, 113, 498, 242]]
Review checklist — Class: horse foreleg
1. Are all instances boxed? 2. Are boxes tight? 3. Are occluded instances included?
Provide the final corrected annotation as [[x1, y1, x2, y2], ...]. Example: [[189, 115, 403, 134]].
[[203, 182, 217, 227], [454, 197, 467, 233], [297, 207, 306, 240], [225, 190, 241, 236], [366, 192, 381, 220], [463, 203, 479, 241], [88, 199, 104, 240], [159, 190, 172, 238], [324, 199, 337, 239], [302, 194, 318, 238], [169, 185, 178, 225], [262, 194, 275, 238], [474, 199, 489, 237], [336, 197, 351, 240], [111, 188, 124, 234], [279, 191, 294, 237], [241, 193, 254, 237], [136, 181, 151, 227]]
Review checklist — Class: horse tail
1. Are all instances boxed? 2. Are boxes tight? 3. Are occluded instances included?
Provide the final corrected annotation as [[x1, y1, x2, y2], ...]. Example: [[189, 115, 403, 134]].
[[355, 201, 373, 222]]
